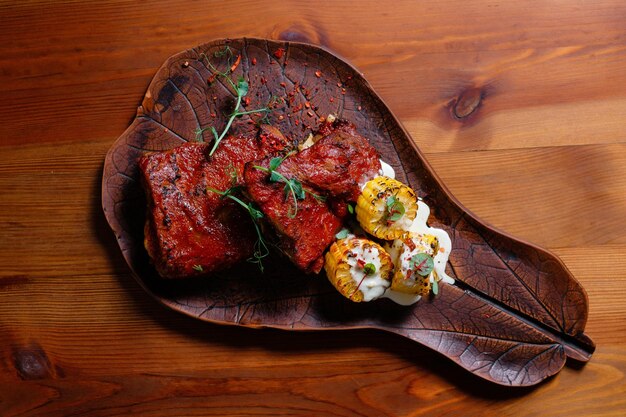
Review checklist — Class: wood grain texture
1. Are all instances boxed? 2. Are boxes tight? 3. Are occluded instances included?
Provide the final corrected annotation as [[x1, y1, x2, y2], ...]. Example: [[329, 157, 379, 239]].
[[1, 0, 626, 415]]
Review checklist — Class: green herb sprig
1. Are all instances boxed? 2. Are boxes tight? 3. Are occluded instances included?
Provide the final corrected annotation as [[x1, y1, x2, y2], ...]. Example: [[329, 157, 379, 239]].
[[253, 155, 326, 218], [207, 185, 269, 271], [351, 260, 377, 297], [363, 263, 377, 276], [335, 228, 350, 239], [431, 278, 439, 295], [385, 195, 405, 223], [408, 253, 434, 277], [196, 47, 274, 156]]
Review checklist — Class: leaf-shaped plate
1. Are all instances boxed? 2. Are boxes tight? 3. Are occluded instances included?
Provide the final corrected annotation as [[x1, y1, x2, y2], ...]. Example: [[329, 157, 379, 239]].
[[102, 38, 594, 386]]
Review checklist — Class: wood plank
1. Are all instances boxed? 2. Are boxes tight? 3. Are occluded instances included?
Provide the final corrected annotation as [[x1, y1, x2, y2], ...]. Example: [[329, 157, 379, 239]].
[[2, 1, 626, 148], [1, 333, 625, 416], [426, 143, 626, 248]]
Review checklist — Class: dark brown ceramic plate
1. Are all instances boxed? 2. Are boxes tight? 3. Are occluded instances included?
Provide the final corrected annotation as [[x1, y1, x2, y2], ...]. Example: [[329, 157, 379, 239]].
[[102, 38, 594, 386]]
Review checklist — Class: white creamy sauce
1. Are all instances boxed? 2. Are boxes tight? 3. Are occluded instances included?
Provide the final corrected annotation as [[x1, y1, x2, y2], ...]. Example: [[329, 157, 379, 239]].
[[360, 160, 396, 191], [395, 211, 415, 231], [343, 162, 453, 306], [378, 160, 396, 179], [380, 200, 454, 305], [346, 245, 390, 302], [383, 290, 422, 306], [409, 201, 454, 285]]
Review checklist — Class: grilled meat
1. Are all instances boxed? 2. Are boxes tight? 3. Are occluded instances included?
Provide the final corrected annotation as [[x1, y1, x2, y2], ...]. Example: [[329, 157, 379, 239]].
[[244, 120, 381, 273], [139, 126, 289, 278]]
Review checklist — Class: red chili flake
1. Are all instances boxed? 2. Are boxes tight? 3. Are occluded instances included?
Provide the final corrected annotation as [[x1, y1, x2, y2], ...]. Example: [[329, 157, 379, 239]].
[[260, 77, 267, 85], [315, 70, 322, 78], [251, 57, 257, 65], [405, 239, 416, 251], [278, 115, 284, 120], [164, 128, 169, 132], [210, 112, 216, 117], [244, 97, 251, 106], [337, 82, 342, 87], [273, 48, 285, 59], [341, 88, 346, 95], [356, 259, 366, 268], [304, 101, 311, 108], [357, 105, 362, 111], [212, 96, 217, 101], [329, 97, 334, 103], [182, 61, 189, 68], [208, 75, 216, 84], [280, 82, 287, 87], [295, 120, 299, 126], [230, 55, 241, 73], [307, 110, 314, 117]]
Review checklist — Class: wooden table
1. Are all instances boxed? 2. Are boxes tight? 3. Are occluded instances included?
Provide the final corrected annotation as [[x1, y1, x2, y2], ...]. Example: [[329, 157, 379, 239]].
[[2, 1, 625, 415]]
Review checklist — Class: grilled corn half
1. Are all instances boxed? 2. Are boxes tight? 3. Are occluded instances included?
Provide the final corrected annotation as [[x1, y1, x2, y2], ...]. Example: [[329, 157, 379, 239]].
[[387, 234, 440, 296], [324, 237, 393, 302], [356, 176, 418, 240]]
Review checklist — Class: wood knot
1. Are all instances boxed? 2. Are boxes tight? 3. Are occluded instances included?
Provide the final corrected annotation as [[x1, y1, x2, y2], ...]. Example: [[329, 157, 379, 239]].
[[0, 274, 29, 289], [453, 88, 483, 119], [278, 29, 312, 44], [271, 24, 330, 48], [13, 344, 52, 380]]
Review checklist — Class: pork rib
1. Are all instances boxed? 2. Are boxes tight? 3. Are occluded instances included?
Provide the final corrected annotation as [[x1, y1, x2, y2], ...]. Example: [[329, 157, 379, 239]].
[[244, 120, 381, 273], [139, 126, 289, 278]]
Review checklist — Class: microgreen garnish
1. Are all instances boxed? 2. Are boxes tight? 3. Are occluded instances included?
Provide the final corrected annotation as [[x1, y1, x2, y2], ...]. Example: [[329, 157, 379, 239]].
[[213, 45, 234, 59], [207, 185, 269, 271], [347, 204, 354, 214], [269, 156, 283, 171], [335, 228, 349, 239], [195, 126, 218, 143], [351, 259, 376, 297], [408, 253, 434, 277], [192, 265, 204, 272], [431, 277, 439, 295], [227, 163, 238, 184], [363, 263, 376, 276], [196, 47, 276, 155], [253, 155, 325, 218], [385, 195, 405, 222]]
